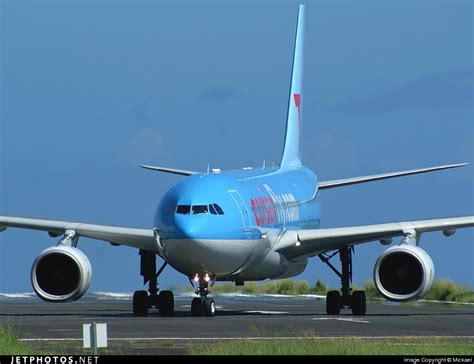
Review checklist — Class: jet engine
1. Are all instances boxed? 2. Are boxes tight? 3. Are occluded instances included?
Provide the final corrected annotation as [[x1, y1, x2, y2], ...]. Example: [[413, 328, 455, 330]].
[[374, 245, 434, 301], [31, 246, 92, 302]]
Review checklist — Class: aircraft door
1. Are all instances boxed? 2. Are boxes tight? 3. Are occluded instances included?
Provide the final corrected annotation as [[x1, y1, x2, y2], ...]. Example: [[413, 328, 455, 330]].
[[228, 190, 252, 230]]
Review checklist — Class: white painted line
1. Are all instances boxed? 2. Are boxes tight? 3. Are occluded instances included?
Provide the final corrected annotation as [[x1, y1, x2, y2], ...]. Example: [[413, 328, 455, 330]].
[[419, 299, 474, 305], [20, 335, 474, 342], [244, 311, 290, 315], [312, 317, 371, 324]]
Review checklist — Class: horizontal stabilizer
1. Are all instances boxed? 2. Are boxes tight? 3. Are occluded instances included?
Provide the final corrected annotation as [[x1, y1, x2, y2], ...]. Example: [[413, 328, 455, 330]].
[[318, 163, 468, 190], [140, 164, 198, 176]]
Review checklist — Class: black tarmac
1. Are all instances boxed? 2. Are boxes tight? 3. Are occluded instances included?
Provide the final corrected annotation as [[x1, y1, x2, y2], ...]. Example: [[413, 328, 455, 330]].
[[1, 293, 472, 354]]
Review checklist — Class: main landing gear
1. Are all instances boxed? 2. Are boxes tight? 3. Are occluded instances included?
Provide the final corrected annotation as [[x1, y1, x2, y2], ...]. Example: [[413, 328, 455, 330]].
[[318, 246, 366, 316], [191, 276, 216, 317], [133, 250, 174, 317]]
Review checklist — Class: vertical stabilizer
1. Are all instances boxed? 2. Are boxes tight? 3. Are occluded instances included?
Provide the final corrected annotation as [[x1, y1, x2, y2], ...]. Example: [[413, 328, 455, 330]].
[[280, 4, 305, 168]]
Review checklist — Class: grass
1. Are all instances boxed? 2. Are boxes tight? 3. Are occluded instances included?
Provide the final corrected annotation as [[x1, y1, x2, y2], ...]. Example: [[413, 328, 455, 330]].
[[208, 278, 330, 295], [190, 336, 474, 355], [0, 323, 46, 355], [205, 278, 474, 303]]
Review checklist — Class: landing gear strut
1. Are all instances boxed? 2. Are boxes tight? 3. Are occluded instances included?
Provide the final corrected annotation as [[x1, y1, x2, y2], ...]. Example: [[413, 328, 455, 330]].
[[318, 246, 366, 316], [133, 250, 174, 317], [191, 277, 216, 317]]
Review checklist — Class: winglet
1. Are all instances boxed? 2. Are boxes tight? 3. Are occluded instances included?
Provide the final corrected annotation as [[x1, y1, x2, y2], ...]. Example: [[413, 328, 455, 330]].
[[140, 165, 198, 176]]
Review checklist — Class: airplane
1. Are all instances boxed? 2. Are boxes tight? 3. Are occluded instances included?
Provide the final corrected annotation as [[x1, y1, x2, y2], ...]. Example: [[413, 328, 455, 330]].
[[1, 4, 473, 318]]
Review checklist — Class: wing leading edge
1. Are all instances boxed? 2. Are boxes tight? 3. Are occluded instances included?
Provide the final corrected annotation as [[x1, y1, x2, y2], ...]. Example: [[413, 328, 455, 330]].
[[276, 216, 474, 261], [318, 163, 468, 190], [140, 164, 198, 176], [0, 216, 156, 251]]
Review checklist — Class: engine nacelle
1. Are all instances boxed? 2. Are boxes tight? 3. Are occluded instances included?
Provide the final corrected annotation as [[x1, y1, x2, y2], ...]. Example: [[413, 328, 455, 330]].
[[374, 245, 434, 301], [31, 246, 92, 302]]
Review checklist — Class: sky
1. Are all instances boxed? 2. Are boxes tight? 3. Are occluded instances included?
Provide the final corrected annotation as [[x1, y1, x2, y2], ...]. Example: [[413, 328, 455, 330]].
[[0, 0, 473, 294]]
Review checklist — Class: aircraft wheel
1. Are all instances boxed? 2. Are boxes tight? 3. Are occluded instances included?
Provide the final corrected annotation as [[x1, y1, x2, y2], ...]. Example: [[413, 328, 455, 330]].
[[351, 290, 366, 316], [203, 297, 216, 317], [158, 290, 174, 316], [326, 290, 341, 315], [191, 297, 203, 317], [133, 290, 149, 317]]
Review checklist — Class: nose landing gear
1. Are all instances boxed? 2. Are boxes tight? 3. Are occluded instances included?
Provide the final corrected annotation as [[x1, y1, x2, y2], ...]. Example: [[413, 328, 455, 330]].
[[190, 276, 216, 317]]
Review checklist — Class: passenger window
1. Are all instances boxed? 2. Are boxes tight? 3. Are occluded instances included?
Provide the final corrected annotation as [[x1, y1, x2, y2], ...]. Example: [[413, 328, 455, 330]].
[[209, 204, 217, 215], [192, 205, 208, 214], [176, 205, 191, 214], [213, 204, 224, 215]]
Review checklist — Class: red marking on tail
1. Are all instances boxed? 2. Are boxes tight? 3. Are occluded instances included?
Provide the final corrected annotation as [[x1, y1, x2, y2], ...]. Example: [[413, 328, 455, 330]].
[[293, 93, 301, 107]]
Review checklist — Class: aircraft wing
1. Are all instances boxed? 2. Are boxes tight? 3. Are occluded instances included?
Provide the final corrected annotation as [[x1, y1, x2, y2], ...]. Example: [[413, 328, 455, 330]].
[[140, 164, 198, 176], [276, 216, 474, 260], [0, 216, 156, 251], [317, 163, 468, 190]]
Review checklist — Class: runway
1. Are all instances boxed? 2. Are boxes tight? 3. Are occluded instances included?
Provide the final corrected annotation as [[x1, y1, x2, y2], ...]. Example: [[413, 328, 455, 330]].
[[1, 292, 473, 354]]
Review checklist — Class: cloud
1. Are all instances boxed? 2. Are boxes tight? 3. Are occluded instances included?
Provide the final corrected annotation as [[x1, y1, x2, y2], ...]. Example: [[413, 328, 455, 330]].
[[330, 68, 474, 114]]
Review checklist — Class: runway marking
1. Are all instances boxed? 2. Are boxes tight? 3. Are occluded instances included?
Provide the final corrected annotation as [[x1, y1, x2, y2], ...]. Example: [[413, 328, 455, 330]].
[[244, 310, 290, 315], [312, 317, 371, 324], [19, 335, 474, 342]]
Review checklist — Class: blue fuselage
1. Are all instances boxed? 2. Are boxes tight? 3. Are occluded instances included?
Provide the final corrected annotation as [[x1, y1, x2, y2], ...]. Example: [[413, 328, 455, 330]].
[[153, 166, 320, 281], [155, 166, 320, 240]]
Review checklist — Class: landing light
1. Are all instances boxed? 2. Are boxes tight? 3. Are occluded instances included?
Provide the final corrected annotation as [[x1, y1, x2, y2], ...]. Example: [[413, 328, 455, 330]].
[[204, 274, 211, 282], [193, 274, 199, 282], [295, 241, 301, 247]]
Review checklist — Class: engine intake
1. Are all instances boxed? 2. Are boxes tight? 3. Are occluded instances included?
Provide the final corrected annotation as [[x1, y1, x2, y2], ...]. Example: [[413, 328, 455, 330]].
[[31, 246, 92, 302], [374, 245, 434, 301]]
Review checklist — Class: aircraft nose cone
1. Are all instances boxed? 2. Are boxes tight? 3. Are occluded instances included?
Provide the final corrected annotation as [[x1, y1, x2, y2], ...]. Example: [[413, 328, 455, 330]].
[[173, 215, 200, 239]]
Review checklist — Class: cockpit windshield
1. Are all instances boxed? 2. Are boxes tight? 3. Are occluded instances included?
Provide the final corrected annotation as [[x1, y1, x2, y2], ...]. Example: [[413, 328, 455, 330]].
[[176, 204, 224, 215], [192, 205, 208, 214], [176, 205, 191, 214]]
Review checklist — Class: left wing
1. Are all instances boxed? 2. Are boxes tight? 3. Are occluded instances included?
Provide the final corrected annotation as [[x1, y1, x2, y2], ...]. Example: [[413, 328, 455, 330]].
[[318, 163, 468, 190], [0, 216, 156, 251], [276, 216, 474, 260]]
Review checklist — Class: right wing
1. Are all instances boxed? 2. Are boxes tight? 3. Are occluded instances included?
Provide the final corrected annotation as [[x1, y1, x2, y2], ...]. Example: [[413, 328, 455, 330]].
[[276, 216, 474, 261], [140, 164, 199, 176], [0, 216, 156, 251]]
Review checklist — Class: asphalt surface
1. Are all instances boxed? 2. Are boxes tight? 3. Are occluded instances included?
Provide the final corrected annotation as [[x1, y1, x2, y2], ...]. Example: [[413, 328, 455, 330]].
[[0, 293, 473, 354]]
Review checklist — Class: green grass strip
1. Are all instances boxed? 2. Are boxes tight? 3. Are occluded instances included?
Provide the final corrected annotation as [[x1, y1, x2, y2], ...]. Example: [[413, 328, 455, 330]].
[[191, 337, 474, 355]]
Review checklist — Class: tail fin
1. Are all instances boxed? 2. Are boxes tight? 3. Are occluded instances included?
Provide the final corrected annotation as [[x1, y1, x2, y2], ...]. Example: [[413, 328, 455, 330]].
[[280, 4, 305, 168]]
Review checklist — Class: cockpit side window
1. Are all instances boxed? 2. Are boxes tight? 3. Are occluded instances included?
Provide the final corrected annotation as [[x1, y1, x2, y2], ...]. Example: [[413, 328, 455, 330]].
[[209, 204, 217, 215], [192, 205, 208, 214], [176, 205, 191, 214], [213, 204, 224, 215], [166, 202, 177, 215]]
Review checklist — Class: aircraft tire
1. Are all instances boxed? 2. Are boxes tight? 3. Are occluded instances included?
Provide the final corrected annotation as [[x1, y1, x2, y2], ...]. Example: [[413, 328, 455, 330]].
[[191, 297, 203, 317], [351, 290, 366, 316], [326, 290, 341, 315], [133, 290, 149, 317], [158, 290, 174, 316], [203, 297, 216, 317]]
